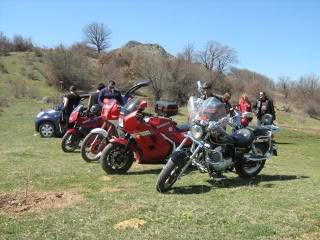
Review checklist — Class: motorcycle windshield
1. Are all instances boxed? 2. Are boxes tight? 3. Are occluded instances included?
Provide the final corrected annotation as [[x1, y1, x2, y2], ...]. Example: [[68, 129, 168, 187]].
[[187, 96, 226, 122], [121, 98, 142, 116]]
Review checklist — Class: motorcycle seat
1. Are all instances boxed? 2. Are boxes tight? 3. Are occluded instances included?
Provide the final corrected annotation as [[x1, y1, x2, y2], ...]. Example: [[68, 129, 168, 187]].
[[253, 126, 270, 137], [232, 128, 254, 147], [176, 123, 190, 133]]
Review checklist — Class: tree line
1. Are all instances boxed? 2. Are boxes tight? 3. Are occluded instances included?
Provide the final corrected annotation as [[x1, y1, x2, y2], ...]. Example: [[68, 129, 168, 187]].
[[0, 22, 319, 117]]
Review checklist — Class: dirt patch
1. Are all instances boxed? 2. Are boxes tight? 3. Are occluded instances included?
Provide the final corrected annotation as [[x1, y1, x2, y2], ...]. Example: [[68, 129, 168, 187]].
[[0, 190, 83, 216], [301, 231, 320, 240], [114, 218, 146, 230], [100, 187, 121, 193], [100, 176, 112, 181]]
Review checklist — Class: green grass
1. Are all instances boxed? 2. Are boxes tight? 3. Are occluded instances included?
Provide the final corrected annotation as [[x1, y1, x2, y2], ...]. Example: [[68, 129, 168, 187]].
[[0, 100, 320, 239], [0, 52, 58, 100]]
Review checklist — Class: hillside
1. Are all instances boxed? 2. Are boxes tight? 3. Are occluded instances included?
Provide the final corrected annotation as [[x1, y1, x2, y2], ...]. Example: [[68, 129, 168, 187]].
[[0, 52, 59, 102]]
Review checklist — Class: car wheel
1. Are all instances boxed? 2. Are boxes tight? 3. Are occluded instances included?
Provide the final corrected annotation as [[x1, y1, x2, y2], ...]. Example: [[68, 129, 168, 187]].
[[39, 122, 55, 138]]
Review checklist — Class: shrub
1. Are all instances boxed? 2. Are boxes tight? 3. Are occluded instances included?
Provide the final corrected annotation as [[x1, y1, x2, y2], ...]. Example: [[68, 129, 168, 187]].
[[0, 32, 12, 56], [8, 80, 40, 99], [45, 44, 96, 90], [12, 35, 33, 52], [0, 63, 8, 73]]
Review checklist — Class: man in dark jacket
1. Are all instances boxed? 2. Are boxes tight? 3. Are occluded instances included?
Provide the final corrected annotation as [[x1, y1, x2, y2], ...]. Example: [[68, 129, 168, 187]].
[[98, 80, 123, 106], [254, 91, 276, 125], [88, 83, 105, 109]]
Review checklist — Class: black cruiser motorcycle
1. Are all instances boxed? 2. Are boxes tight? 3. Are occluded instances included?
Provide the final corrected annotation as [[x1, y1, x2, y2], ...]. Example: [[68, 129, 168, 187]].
[[156, 82, 278, 193]]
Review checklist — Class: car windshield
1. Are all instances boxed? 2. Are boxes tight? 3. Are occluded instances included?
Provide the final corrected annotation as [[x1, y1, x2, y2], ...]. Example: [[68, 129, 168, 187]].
[[187, 96, 226, 123]]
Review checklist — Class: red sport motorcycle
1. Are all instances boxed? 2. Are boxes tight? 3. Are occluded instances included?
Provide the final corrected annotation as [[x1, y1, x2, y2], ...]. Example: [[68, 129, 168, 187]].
[[99, 98, 192, 174], [80, 81, 150, 162], [61, 104, 103, 152]]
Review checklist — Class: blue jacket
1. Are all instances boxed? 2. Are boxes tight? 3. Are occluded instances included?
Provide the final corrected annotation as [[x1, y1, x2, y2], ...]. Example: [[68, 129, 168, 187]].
[[98, 88, 123, 106]]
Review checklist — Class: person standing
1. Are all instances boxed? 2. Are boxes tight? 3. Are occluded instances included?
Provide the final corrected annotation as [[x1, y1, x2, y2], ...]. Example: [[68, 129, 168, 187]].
[[98, 80, 123, 106], [239, 93, 252, 127], [88, 83, 105, 109], [222, 92, 232, 114], [255, 91, 276, 125], [239, 93, 252, 113], [62, 85, 81, 130]]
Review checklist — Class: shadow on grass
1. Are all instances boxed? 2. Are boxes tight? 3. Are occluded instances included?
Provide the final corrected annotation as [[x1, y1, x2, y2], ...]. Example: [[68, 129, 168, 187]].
[[127, 168, 162, 175], [168, 185, 211, 195], [275, 142, 295, 145], [209, 174, 308, 189], [166, 174, 308, 195]]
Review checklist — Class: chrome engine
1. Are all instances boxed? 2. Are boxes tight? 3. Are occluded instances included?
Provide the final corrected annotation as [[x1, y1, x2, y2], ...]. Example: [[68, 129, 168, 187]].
[[206, 146, 233, 171]]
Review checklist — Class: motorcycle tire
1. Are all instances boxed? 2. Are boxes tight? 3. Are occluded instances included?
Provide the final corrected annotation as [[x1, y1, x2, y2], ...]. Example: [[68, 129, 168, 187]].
[[100, 143, 134, 174], [235, 143, 268, 178], [156, 159, 183, 193], [81, 132, 107, 162], [61, 132, 80, 153]]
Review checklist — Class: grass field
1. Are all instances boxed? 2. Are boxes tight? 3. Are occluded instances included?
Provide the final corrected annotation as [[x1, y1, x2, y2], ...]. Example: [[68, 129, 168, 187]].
[[0, 99, 319, 240]]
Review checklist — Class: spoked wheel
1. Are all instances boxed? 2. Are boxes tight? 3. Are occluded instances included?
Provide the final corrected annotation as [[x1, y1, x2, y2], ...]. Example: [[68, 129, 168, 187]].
[[100, 143, 134, 174], [235, 143, 268, 178], [156, 159, 183, 193], [81, 132, 107, 162], [61, 132, 80, 152]]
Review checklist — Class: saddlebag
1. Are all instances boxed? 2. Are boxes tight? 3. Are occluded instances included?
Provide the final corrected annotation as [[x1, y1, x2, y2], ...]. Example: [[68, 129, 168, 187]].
[[155, 100, 178, 117]]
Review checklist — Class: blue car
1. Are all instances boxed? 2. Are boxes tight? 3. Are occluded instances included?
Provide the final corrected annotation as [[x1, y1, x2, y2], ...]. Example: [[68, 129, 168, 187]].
[[35, 94, 89, 138]]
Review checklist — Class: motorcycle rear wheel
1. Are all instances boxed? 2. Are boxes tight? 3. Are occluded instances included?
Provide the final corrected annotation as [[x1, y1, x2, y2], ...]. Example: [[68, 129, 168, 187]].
[[100, 143, 134, 174], [61, 132, 80, 153], [235, 143, 267, 178], [156, 159, 183, 193]]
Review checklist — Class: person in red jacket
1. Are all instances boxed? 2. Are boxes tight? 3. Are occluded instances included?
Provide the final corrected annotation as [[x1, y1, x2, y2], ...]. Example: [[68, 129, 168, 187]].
[[239, 93, 252, 126], [239, 93, 252, 112]]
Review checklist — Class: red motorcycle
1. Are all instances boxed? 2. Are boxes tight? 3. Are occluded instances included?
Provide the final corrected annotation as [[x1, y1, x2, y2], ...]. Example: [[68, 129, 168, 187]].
[[99, 98, 192, 174], [80, 81, 149, 162], [61, 104, 103, 152]]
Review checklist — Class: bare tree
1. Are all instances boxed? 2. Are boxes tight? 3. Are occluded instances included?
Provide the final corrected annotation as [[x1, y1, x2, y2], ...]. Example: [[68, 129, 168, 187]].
[[197, 41, 237, 72], [83, 22, 111, 53], [277, 76, 291, 99], [131, 51, 170, 101]]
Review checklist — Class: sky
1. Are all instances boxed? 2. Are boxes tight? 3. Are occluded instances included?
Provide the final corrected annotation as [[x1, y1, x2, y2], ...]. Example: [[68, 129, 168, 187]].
[[1, 0, 319, 81]]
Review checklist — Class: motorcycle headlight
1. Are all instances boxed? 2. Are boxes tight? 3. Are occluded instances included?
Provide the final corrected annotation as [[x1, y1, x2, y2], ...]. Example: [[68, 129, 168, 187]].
[[191, 124, 203, 139]]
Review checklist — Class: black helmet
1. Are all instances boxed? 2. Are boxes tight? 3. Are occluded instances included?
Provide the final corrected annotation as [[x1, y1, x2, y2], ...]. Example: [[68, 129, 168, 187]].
[[261, 114, 273, 125], [90, 104, 100, 115]]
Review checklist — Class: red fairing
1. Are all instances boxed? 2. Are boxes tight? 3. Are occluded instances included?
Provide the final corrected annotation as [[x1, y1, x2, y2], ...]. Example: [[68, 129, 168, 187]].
[[65, 128, 77, 135], [109, 137, 128, 145], [69, 111, 79, 123], [148, 116, 190, 145], [101, 99, 120, 121]]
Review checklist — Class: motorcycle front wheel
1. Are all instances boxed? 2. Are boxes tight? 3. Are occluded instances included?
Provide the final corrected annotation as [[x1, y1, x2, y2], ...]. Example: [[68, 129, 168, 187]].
[[156, 159, 184, 193], [81, 132, 107, 162], [61, 132, 80, 153], [100, 143, 134, 174], [235, 143, 267, 178]]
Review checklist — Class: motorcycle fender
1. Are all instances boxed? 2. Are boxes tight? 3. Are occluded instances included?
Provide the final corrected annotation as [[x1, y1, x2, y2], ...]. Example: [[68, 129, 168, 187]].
[[170, 150, 189, 167], [90, 128, 109, 138], [66, 128, 77, 135], [109, 137, 129, 145]]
